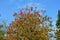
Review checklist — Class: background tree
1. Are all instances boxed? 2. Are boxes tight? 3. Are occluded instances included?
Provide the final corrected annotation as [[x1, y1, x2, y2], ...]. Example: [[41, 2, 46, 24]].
[[56, 10, 60, 40], [0, 24, 5, 40], [0, 15, 6, 40]]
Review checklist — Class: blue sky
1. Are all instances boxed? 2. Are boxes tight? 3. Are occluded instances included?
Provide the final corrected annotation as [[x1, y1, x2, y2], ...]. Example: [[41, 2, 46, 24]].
[[0, 0, 60, 28]]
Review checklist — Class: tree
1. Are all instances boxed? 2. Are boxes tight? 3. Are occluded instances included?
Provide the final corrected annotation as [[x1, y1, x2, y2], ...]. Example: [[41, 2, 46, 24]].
[[0, 24, 5, 40], [0, 19, 7, 40], [3, 7, 53, 40], [56, 10, 60, 40]]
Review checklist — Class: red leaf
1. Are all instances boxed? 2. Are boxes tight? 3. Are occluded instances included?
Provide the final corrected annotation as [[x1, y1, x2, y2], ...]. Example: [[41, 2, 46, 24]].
[[18, 10, 23, 15]]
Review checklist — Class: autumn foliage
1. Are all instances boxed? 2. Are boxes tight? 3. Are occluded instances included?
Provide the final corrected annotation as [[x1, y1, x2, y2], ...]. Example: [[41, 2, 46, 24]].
[[2, 7, 53, 40]]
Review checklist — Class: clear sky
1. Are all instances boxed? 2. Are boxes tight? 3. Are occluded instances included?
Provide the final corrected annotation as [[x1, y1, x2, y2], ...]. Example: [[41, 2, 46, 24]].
[[0, 0, 60, 28]]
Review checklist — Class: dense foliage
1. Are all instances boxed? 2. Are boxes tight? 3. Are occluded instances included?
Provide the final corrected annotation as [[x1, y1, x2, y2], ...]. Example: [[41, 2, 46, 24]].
[[1, 7, 53, 40], [56, 10, 60, 40]]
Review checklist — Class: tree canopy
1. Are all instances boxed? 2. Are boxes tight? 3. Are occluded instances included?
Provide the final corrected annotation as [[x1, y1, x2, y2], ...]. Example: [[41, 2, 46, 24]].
[[1, 7, 53, 40]]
